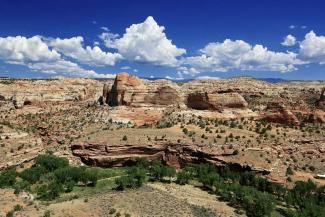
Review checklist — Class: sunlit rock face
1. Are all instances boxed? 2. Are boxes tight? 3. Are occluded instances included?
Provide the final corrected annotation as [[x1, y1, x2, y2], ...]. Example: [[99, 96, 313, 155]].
[[0, 77, 105, 108], [107, 72, 183, 107], [260, 102, 300, 126], [186, 92, 248, 111]]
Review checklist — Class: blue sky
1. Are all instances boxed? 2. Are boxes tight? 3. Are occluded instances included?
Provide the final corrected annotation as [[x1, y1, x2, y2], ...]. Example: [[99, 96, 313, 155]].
[[0, 0, 325, 80]]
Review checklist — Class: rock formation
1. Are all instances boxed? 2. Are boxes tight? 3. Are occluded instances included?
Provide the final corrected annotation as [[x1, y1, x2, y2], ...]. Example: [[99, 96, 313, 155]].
[[260, 102, 300, 126], [71, 141, 271, 175], [186, 92, 248, 111], [0, 77, 105, 108], [1, 72, 324, 124], [107, 72, 182, 107], [316, 88, 325, 109], [308, 109, 325, 123]]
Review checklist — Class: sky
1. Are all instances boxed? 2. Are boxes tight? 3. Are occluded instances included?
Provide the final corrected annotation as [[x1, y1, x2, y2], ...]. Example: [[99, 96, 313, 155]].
[[0, 0, 325, 80]]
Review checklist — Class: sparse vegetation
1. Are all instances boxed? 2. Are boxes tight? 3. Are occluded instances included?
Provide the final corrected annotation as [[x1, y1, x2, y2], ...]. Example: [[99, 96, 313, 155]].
[[0, 153, 98, 200]]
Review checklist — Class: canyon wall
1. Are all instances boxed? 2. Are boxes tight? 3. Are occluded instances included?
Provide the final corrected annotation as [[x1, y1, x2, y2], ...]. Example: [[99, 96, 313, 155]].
[[1, 73, 324, 124]]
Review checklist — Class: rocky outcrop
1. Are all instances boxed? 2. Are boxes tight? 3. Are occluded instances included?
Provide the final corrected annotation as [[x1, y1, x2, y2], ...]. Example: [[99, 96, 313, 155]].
[[186, 92, 248, 111], [71, 141, 270, 174], [107, 72, 250, 111], [107, 72, 183, 107], [71, 141, 230, 168], [1, 73, 324, 124], [308, 109, 325, 123], [0, 77, 106, 108], [316, 88, 325, 109], [261, 102, 300, 126]]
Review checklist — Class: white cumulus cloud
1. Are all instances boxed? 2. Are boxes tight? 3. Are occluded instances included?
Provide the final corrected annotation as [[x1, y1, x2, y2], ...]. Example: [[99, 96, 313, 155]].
[[177, 66, 200, 76], [298, 31, 325, 64], [281, 34, 297, 46], [183, 39, 300, 73], [27, 59, 115, 78], [101, 16, 186, 66], [47, 36, 122, 66], [0, 36, 61, 64], [99, 31, 119, 48], [0, 35, 115, 78]]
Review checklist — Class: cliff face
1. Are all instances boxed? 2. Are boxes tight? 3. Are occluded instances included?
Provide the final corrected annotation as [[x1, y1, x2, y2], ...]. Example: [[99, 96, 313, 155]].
[[186, 92, 248, 111], [71, 141, 272, 175], [71, 141, 230, 169], [107, 72, 183, 107], [260, 102, 300, 126], [105, 72, 250, 111], [0, 78, 106, 108]]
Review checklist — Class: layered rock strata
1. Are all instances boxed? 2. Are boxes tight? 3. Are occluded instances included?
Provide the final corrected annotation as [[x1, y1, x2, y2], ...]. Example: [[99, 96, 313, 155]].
[[71, 141, 270, 174]]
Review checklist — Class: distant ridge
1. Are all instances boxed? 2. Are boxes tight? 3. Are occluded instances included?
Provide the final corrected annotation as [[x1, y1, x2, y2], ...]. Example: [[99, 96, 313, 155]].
[[143, 77, 288, 83], [257, 78, 288, 83], [3, 76, 320, 84]]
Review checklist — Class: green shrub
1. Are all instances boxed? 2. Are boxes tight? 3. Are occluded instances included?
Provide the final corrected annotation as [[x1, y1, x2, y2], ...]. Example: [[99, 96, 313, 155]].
[[286, 167, 294, 176], [176, 170, 193, 185], [109, 208, 116, 214], [150, 162, 175, 181], [13, 180, 30, 194], [115, 166, 147, 190], [19, 166, 46, 184], [13, 204, 23, 212], [43, 210, 51, 217], [6, 211, 14, 217], [0, 168, 17, 188], [34, 154, 69, 172], [36, 181, 63, 201]]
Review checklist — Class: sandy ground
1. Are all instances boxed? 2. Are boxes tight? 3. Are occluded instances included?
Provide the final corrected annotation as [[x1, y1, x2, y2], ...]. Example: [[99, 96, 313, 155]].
[[292, 171, 325, 186], [148, 182, 245, 217]]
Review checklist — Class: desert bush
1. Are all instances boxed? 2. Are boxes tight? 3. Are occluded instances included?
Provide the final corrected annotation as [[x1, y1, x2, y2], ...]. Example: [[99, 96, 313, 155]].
[[176, 170, 193, 185]]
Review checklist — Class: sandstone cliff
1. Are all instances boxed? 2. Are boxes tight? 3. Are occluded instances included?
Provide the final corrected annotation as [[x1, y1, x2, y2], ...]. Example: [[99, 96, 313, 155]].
[[186, 92, 248, 111], [260, 102, 300, 126], [0, 78, 106, 108], [107, 72, 183, 107]]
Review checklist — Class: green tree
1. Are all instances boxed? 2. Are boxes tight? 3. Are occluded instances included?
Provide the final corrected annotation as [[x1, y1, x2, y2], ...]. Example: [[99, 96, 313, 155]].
[[0, 168, 17, 188], [176, 170, 193, 185], [34, 154, 68, 172]]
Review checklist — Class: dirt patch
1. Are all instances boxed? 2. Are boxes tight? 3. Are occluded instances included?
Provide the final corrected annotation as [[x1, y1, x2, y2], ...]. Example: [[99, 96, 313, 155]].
[[292, 171, 325, 186]]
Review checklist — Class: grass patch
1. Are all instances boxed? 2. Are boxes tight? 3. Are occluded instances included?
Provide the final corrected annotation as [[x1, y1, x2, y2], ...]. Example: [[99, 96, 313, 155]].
[[72, 178, 117, 194], [87, 167, 127, 180]]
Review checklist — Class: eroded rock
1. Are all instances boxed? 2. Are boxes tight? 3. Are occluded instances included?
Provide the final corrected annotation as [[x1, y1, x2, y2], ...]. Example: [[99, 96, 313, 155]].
[[186, 92, 248, 111], [261, 102, 300, 125], [107, 72, 183, 107]]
